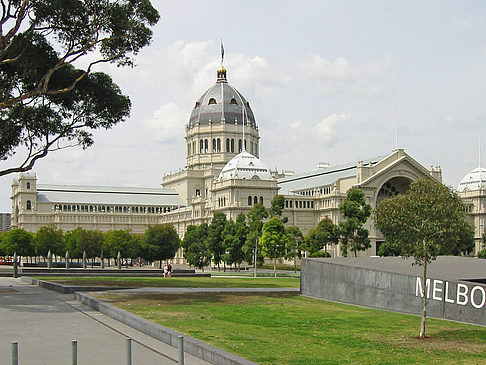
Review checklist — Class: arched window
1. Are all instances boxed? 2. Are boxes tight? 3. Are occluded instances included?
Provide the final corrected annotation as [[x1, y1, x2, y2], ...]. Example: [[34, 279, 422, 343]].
[[231, 139, 235, 153], [226, 138, 230, 152], [238, 139, 242, 153], [230, 98, 238, 105], [26, 200, 32, 210], [244, 139, 247, 150], [204, 139, 208, 153], [26, 182, 31, 189], [212, 139, 216, 152], [188, 143, 191, 156], [248, 196, 252, 206], [208, 98, 217, 105], [195, 101, 200, 108], [217, 138, 221, 152], [200, 140, 204, 153], [192, 141, 196, 154], [254, 196, 258, 205], [260, 196, 263, 204]]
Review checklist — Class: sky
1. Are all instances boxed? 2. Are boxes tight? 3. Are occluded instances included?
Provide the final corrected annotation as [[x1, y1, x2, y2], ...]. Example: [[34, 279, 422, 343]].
[[1, 0, 486, 211]]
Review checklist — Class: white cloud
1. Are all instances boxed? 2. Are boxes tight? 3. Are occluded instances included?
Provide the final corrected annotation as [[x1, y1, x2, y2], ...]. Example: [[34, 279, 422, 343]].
[[301, 55, 392, 95], [313, 113, 351, 144], [143, 103, 189, 143]]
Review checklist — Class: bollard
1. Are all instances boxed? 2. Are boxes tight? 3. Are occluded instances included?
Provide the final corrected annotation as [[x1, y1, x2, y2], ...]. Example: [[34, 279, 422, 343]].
[[178, 335, 184, 365], [82, 251, 87, 269], [126, 337, 132, 365], [72, 340, 77, 365], [12, 341, 18, 365], [47, 250, 52, 269], [13, 252, 18, 278]]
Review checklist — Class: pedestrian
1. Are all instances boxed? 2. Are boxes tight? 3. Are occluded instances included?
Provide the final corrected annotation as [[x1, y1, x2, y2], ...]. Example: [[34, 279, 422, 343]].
[[163, 264, 168, 277], [167, 263, 172, 277]]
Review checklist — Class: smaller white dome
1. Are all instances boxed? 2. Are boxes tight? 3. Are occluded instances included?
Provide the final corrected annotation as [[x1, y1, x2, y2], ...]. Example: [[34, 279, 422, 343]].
[[219, 151, 272, 180], [457, 167, 486, 192]]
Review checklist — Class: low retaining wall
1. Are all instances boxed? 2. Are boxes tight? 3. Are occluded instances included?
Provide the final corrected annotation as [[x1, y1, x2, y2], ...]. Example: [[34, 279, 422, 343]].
[[301, 258, 486, 326], [76, 292, 257, 365]]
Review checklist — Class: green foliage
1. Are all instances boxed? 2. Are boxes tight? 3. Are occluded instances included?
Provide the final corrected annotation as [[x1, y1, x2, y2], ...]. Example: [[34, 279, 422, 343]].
[[261, 217, 289, 260], [222, 213, 248, 269], [34, 225, 64, 257], [269, 195, 288, 223], [477, 248, 486, 259], [244, 203, 268, 265], [338, 188, 372, 257], [64, 227, 103, 259], [377, 241, 402, 257], [1, 228, 34, 256], [374, 178, 475, 337], [285, 226, 304, 268], [0, 0, 159, 176], [305, 218, 339, 256], [182, 224, 211, 270], [143, 224, 180, 266], [309, 251, 331, 258], [261, 217, 290, 277], [207, 212, 227, 270], [103, 229, 138, 259], [375, 179, 474, 265]]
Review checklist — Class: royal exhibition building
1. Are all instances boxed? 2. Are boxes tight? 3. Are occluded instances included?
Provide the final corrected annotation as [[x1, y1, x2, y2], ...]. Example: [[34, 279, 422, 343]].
[[9, 64, 486, 263]]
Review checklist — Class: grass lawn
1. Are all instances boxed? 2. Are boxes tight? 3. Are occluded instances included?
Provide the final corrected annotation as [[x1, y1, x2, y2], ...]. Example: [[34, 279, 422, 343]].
[[96, 291, 486, 365], [35, 276, 300, 288]]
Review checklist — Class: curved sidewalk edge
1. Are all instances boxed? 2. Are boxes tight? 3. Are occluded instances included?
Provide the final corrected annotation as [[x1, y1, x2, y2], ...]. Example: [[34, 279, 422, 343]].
[[75, 291, 258, 365]]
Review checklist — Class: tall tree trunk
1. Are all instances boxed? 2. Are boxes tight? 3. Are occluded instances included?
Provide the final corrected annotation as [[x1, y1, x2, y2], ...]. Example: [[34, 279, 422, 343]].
[[273, 258, 277, 278], [419, 257, 428, 338]]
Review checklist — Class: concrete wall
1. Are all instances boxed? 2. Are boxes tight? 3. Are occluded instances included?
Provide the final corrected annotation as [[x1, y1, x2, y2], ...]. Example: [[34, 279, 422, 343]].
[[301, 258, 486, 326]]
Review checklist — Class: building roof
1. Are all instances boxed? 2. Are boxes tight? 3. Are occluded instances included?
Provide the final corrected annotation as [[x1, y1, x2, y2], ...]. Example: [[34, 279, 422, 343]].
[[457, 166, 486, 192], [36, 184, 183, 206], [277, 156, 386, 194], [187, 67, 257, 129], [218, 150, 272, 180]]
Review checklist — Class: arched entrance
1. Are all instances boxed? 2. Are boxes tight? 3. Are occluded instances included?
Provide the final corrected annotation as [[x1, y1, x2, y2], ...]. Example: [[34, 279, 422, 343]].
[[376, 176, 412, 205], [375, 176, 412, 254]]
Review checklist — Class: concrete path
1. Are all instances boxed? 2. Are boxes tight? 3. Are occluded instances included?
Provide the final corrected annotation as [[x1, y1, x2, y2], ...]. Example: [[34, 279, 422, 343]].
[[0, 277, 210, 365]]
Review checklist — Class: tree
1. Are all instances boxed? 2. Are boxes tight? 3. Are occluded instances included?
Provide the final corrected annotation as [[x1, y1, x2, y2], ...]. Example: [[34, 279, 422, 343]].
[[260, 217, 289, 277], [222, 213, 248, 271], [374, 178, 475, 338], [34, 225, 64, 258], [206, 212, 227, 271], [0, 0, 159, 176], [143, 224, 180, 269], [285, 226, 304, 272], [2, 228, 34, 258], [338, 188, 372, 257], [182, 224, 211, 271], [269, 195, 288, 223], [244, 203, 268, 277], [103, 229, 134, 263], [377, 240, 402, 257]]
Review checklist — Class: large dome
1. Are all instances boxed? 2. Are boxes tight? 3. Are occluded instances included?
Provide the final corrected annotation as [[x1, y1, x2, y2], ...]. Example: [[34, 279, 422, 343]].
[[457, 167, 486, 192], [218, 150, 272, 180], [187, 67, 257, 129]]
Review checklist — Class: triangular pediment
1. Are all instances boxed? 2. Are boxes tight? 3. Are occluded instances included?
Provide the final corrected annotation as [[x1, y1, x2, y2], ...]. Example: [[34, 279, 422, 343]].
[[357, 152, 435, 190]]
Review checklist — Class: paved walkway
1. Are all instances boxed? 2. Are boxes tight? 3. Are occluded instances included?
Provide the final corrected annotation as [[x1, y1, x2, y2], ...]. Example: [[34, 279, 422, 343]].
[[0, 277, 210, 365]]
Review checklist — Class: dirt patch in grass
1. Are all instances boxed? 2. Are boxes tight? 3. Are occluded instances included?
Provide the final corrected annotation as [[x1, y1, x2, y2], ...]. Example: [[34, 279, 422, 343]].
[[97, 292, 297, 306]]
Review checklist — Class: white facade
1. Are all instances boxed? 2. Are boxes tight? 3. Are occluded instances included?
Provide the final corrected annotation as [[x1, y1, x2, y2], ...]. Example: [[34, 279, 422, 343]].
[[10, 64, 483, 258]]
